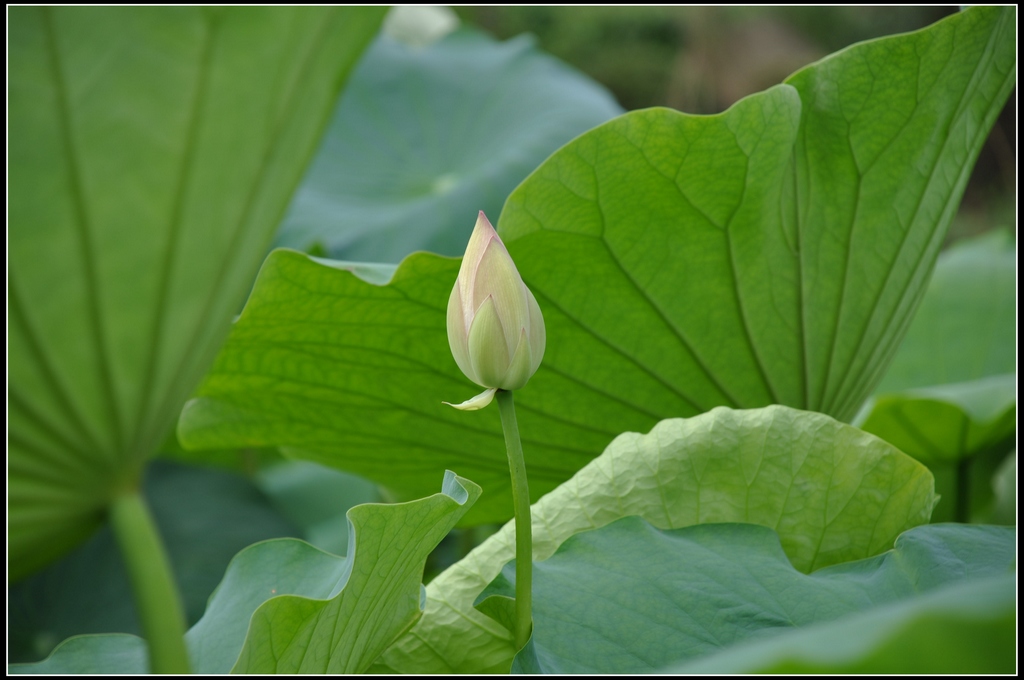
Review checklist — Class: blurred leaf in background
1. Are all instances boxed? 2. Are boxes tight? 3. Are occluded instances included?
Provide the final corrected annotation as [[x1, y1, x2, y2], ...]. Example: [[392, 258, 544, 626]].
[[255, 461, 381, 557], [7, 456, 392, 664], [275, 14, 623, 262], [457, 6, 954, 112], [858, 231, 1016, 523]]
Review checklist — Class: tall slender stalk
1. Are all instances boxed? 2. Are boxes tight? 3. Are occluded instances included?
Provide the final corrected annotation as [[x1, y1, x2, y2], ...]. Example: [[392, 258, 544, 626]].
[[496, 389, 533, 649], [110, 488, 191, 674], [955, 456, 971, 524]]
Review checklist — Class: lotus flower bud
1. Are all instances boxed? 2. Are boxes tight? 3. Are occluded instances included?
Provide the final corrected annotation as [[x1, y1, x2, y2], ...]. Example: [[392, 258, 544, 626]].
[[445, 212, 545, 410]]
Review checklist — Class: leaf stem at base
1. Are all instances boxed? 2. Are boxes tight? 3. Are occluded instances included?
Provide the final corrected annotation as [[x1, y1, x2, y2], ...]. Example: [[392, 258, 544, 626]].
[[110, 486, 192, 674], [955, 455, 971, 524]]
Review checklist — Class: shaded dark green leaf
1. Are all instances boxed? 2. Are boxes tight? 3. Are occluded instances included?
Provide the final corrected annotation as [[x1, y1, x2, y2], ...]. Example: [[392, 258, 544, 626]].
[[492, 519, 1014, 673], [10, 472, 479, 674], [8, 462, 299, 664], [8, 6, 386, 578]]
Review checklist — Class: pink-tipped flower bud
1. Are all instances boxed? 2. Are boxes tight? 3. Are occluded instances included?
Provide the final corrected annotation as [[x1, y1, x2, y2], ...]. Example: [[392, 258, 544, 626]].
[[445, 212, 545, 410]]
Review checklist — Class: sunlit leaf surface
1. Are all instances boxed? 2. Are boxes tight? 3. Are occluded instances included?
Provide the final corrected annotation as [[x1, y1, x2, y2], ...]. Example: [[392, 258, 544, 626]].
[[499, 6, 1015, 424], [180, 8, 1014, 527]]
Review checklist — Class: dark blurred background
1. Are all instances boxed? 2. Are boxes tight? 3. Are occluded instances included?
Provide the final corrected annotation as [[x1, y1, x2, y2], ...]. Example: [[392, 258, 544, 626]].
[[455, 6, 1015, 244]]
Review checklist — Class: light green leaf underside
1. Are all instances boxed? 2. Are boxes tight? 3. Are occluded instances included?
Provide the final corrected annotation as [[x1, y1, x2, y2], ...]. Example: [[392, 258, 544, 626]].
[[180, 7, 1014, 527], [10, 472, 480, 674], [274, 28, 622, 263], [492, 519, 1014, 674], [499, 5, 1016, 425], [670, 571, 1015, 674], [374, 406, 935, 674], [8, 6, 386, 579]]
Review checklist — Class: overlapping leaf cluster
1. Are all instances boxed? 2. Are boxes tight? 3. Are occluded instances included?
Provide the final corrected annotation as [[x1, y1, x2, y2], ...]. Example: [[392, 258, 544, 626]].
[[10, 6, 1015, 676]]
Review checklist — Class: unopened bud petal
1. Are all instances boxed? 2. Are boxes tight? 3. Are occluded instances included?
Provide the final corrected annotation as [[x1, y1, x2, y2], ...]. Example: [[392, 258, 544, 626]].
[[444, 212, 546, 409]]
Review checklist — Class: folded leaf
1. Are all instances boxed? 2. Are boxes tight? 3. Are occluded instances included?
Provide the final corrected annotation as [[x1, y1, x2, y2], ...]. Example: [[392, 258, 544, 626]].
[[230, 471, 480, 673], [10, 472, 479, 674]]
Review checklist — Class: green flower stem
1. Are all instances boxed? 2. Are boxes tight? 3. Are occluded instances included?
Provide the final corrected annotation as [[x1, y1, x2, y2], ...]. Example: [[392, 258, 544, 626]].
[[496, 389, 533, 650], [955, 455, 971, 524], [109, 487, 191, 674]]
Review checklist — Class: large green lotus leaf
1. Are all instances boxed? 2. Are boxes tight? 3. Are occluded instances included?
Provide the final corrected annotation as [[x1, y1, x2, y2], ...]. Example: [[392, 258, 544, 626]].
[[372, 407, 936, 674], [8, 462, 298, 664], [670, 571, 1016, 674], [180, 7, 1014, 526], [273, 28, 622, 263], [10, 472, 480, 674], [499, 6, 1016, 426], [177, 248, 595, 524], [158, 429, 284, 473], [486, 519, 1014, 674], [8, 6, 386, 580]]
